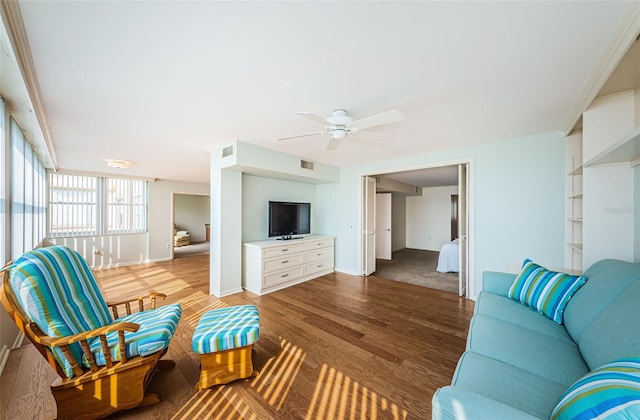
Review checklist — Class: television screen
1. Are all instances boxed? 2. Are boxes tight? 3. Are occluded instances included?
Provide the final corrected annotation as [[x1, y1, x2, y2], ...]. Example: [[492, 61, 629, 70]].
[[269, 201, 310, 238]]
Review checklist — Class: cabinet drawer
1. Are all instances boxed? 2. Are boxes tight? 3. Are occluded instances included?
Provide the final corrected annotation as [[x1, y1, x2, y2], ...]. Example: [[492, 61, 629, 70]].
[[263, 253, 303, 273], [303, 247, 334, 263], [305, 258, 334, 275], [262, 244, 304, 259], [303, 239, 334, 251], [263, 266, 304, 287]]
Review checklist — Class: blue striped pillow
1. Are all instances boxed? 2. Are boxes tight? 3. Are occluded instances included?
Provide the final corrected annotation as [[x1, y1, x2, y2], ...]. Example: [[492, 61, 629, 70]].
[[507, 259, 586, 324], [551, 358, 640, 420]]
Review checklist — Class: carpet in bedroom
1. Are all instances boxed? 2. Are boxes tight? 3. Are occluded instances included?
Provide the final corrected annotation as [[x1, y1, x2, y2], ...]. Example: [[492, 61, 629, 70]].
[[374, 248, 459, 294]]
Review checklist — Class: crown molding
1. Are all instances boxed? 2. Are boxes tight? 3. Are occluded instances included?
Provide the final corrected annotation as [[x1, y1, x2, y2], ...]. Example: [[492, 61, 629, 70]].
[[561, 2, 640, 136], [0, 0, 57, 168]]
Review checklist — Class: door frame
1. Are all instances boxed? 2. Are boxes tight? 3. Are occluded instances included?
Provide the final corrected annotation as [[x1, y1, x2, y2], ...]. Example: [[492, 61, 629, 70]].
[[359, 158, 475, 299], [170, 191, 211, 260]]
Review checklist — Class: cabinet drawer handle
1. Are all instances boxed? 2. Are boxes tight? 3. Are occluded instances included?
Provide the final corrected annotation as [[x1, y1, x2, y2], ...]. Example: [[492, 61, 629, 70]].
[[317, 253, 322, 256], [282, 249, 288, 252], [281, 273, 289, 278], [317, 264, 323, 268], [281, 260, 289, 264]]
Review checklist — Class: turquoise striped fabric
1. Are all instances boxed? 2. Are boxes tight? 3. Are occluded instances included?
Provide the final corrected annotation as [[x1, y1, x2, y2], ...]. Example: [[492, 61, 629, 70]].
[[551, 358, 640, 420], [507, 259, 587, 324], [10, 246, 113, 378], [192, 305, 260, 354], [9, 246, 182, 378], [89, 303, 182, 365]]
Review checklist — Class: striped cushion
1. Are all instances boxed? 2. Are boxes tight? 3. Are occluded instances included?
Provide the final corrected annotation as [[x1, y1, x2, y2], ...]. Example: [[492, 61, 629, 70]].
[[192, 305, 260, 354], [551, 358, 640, 420], [507, 259, 587, 324], [9, 246, 113, 378], [89, 303, 182, 366]]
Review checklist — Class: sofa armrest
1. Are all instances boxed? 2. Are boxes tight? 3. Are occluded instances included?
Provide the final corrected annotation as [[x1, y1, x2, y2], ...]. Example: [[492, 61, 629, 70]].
[[432, 387, 540, 420], [482, 271, 517, 295]]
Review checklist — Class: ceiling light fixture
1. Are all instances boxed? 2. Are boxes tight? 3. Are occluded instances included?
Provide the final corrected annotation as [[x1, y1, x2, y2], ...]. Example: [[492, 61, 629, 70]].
[[106, 159, 132, 169]]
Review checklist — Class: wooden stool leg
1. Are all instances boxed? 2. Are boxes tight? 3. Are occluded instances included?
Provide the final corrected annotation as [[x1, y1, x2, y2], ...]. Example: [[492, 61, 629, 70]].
[[198, 344, 255, 389]]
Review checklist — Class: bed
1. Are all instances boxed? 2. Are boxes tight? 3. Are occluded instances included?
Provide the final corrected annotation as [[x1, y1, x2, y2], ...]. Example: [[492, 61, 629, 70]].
[[436, 238, 459, 273]]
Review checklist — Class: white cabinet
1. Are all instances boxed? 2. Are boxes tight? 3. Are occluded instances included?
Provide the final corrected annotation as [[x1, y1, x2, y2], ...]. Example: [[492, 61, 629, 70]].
[[243, 235, 335, 295]]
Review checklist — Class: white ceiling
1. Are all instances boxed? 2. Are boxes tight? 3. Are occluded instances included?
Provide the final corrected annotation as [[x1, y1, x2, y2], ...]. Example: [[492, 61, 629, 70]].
[[14, 1, 636, 184]]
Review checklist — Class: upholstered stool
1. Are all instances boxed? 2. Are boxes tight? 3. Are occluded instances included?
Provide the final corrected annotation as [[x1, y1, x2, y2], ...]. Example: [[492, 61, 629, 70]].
[[192, 305, 260, 389]]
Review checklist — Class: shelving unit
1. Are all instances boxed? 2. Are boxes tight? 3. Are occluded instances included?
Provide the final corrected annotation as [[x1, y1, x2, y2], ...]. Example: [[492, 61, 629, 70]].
[[566, 134, 583, 272]]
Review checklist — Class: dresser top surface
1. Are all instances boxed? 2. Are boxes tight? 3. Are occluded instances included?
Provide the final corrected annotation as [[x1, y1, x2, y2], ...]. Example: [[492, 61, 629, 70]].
[[244, 234, 335, 249]]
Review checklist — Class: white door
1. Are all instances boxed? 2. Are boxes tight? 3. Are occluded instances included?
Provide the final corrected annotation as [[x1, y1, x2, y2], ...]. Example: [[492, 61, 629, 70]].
[[458, 164, 468, 297], [375, 193, 392, 260], [362, 176, 376, 276]]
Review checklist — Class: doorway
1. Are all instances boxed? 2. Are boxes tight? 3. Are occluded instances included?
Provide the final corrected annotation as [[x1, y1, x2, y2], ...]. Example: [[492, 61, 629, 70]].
[[171, 192, 211, 259], [360, 161, 472, 298]]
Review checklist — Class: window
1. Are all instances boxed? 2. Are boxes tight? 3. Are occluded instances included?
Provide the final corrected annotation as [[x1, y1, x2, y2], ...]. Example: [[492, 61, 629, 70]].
[[48, 173, 147, 237], [10, 118, 47, 259]]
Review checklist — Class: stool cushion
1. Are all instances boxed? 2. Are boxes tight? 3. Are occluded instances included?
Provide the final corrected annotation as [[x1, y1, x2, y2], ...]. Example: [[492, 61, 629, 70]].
[[193, 305, 260, 354]]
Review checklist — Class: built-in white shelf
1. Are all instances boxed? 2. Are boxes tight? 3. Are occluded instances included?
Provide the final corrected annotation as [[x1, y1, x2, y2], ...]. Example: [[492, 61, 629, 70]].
[[569, 218, 583, 223], [568, 243, 583, 252], [569, 165, 583, 176], [569, 193, 583, 199], [584, 126, 640, 167]]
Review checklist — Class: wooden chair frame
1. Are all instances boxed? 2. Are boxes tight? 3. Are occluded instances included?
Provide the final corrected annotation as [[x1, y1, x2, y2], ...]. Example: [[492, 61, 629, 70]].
[[0, 265, 175, 420]]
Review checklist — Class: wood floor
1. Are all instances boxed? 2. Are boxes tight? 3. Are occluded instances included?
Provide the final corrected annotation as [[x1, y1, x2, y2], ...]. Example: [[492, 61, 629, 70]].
[[0, 254, 474, 419]]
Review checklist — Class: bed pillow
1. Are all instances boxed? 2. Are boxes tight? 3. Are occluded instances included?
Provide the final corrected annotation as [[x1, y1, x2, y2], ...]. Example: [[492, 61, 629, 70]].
[[507, 259, 586, 324], [551, 357, 640, 420]]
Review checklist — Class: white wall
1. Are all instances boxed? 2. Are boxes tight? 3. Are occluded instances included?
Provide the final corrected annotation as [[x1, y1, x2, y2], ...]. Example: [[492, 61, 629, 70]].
[[583, 165, 634, 268], [406, 185, 457, 251], [242, 174, 316, 242], [174, 193, 210, 242], [316, 131, 566, 299], [391, 194, 406, 252]]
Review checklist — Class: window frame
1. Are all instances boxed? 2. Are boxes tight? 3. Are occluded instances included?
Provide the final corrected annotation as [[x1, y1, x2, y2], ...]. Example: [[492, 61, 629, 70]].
[[48, 172, 148, 238]]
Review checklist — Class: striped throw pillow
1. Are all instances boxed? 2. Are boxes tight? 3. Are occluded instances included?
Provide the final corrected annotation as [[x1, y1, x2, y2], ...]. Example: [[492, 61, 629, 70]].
[[551, 358, 640, 420], [507, 259, 586, 324]]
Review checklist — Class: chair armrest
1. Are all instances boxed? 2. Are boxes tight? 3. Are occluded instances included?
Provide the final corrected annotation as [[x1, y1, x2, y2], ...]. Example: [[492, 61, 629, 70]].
[[482, 271, 517, 295], [107, 292, 167, 318], [26, 321, 140, 347]]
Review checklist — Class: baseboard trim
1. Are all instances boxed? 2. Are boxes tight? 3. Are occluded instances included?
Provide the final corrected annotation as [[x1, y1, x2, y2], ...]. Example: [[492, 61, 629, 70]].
[[0, 331, 24, 376], [335, 267, 361, 277]]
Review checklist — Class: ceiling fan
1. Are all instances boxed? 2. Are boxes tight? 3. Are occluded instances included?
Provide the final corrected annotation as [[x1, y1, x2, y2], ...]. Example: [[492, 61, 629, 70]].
[[278, 108, 404, 150]]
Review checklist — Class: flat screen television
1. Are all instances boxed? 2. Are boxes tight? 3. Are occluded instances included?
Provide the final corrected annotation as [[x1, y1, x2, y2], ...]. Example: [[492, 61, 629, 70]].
[[268, 201, 310, 239]]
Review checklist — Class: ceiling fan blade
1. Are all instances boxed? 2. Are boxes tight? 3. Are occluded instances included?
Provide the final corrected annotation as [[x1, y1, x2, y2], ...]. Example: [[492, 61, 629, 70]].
[[277, 132, 325, 141], [295, 112, 328, 127], [349, 109, 404, 131], [326, 138, 340, 150]]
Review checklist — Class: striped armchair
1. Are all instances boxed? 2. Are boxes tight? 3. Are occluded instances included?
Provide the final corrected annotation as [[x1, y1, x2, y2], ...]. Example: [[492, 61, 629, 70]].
[[0, 246, 182, 420]]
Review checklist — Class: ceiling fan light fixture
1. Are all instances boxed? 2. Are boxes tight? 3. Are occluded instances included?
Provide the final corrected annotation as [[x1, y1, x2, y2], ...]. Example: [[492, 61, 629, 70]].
[[332, 129, 347, 139]]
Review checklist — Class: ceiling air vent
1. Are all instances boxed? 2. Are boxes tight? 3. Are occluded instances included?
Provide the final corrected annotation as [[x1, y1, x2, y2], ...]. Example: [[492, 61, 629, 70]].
[[300, 159, 314, 170], [221, 145, 234, 158]]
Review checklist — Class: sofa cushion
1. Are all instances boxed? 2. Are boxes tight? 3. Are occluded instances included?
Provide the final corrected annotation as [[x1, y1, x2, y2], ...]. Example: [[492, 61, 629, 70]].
[[551, 358, 640, 420], [467, 315, 589, 386], [474, 291, 576, 345], [451, 351, 567, 419], [563, 259, 640, 344], [578, 281, 640, 370], [433, 386, 541, 420], [507, 259, 586, 324]]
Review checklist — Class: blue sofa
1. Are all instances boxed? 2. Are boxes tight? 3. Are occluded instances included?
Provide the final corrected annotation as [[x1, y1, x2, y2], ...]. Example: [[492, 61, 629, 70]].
[[432, 259, 640, 419]]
